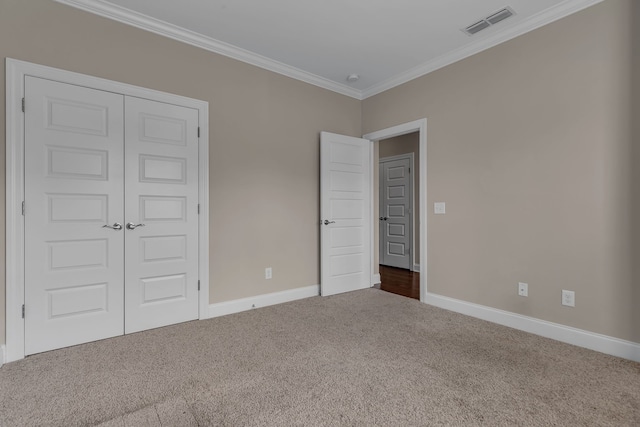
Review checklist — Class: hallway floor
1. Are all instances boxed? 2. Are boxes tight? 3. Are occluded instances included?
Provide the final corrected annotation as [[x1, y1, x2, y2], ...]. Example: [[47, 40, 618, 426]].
[[376, 265, 420, 300]]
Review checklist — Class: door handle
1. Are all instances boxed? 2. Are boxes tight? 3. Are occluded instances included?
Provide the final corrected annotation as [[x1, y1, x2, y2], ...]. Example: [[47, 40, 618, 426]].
[[126, 222, 146, 230], [323, 220, 336, 225], [102, 223, 123, 230], [379, 217, 389, 221]]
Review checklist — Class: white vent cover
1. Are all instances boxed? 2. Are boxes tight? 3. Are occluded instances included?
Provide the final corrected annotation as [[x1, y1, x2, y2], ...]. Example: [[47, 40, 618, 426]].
[[463, 7, 516, 36]]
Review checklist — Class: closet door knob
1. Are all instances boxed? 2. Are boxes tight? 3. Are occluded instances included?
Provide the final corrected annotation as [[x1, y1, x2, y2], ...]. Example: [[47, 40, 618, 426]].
[[102, 223, 122, 230], [126, 222, 146, 230]]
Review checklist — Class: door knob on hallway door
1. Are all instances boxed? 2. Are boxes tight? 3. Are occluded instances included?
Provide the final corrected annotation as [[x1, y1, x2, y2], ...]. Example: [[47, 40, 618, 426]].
[[126, 222, 146, 230], [323, 220, 336, 225], [379, 217, 389, 221]]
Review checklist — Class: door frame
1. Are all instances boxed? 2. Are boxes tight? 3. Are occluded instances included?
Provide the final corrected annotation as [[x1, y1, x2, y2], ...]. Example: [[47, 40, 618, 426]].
[[379, 153, 415, 271], [5, 58, 210, 362], [363, 119, 427, 302]]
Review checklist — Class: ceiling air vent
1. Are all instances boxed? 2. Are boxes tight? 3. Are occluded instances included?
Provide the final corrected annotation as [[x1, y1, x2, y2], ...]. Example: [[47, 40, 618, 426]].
[[466, 20, 491, 35], [463, 6, 516, 36], [487, 8, 514, 25]]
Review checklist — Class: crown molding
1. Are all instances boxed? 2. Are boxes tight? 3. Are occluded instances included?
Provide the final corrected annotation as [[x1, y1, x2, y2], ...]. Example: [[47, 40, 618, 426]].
[[361, 0, 606, 99], [55, 0, 604, 101], [53, 0, 362, 99]]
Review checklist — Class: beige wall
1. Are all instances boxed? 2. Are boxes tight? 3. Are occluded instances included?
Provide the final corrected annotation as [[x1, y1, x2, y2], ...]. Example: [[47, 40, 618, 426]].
[[363, 0, 639, 343], [2, 0, 638, 348], [0, 0, 361, 344], [374, 133, 421, 272]]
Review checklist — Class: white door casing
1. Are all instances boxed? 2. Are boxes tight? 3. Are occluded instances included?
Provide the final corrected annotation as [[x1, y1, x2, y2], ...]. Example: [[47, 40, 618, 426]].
[[379, 156, 412, 270], [6, 58, 210, 362], [124, 97, 200, 333], [320, 132, 372, 296], [24, 77, 126, 355]]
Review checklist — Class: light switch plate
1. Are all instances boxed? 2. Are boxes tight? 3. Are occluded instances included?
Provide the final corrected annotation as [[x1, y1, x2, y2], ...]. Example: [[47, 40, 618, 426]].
[[434, 202, 446, 214], [562, 290, 575, 307]]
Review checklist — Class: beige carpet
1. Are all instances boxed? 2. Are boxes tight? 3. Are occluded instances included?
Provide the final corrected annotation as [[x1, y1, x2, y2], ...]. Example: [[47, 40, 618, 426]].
[[0, 289, 638, 426]]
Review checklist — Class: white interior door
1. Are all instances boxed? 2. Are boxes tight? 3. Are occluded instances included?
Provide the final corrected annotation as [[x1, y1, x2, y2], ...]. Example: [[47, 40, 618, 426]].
[[23, 77, 201, 354], [124, 97, 200, 333], [379, 157, 412, 270], [320, 132, 371, 296], [24, 77, 125, 355]]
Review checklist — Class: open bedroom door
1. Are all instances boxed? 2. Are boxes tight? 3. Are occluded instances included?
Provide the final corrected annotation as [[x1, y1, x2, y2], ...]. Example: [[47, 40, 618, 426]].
[[320, 132, 372, 296]]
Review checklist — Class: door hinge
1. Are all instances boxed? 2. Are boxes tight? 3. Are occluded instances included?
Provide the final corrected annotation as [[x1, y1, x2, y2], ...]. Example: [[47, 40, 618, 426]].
[[197, 204, 200, 214], [22, 304, 25, 319], [197, 127, 200, 138], [21, 98, 25, 113], [197, 280, 200, 291], [21, 201, 25, 216], [408, 167, 411, 173]]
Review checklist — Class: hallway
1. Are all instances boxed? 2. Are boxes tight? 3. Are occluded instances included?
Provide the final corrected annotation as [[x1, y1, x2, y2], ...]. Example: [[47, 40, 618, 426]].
[[376, 265, 420, 300]]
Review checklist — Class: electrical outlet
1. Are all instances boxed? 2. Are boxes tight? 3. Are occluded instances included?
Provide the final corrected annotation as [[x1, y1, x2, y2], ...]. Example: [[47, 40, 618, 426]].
[[518, 282, 528, 297], [434, 202, 446, 214], [265, 267, 272, 280], [562, 290, 575, 307]]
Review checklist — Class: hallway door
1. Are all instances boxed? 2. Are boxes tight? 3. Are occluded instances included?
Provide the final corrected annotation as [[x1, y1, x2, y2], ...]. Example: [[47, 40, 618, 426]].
[[320, 132, 372, 296], [379, 156, 412, 270]]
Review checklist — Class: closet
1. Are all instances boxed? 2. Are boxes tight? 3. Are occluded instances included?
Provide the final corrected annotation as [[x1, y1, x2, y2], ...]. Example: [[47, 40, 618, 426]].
[[24, 76, 200, 355]]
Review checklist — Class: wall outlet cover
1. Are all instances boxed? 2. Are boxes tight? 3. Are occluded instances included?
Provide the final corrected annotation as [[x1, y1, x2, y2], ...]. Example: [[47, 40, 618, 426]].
[[518, 282, 528, 297], [434, 202, 446, 214]]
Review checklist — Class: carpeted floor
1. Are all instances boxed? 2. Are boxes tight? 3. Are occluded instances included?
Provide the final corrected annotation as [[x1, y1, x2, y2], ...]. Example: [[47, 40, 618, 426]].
[[0, 289, 638, 426]]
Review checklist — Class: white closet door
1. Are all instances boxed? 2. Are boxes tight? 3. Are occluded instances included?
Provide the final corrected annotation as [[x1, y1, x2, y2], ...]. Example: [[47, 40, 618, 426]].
[[24, 77, 125, 355], [124, 97, 200, 333]]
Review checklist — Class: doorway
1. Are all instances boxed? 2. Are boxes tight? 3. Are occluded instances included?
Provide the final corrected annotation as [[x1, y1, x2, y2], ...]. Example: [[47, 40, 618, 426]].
[[363, 119, 427, 302], [377, 133, 420, 299]]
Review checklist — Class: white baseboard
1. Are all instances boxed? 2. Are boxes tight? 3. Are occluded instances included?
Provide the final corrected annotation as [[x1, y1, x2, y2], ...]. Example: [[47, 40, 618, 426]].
[[426, 293, 640, 363], [0, 345, 5, 367], [413, 264, 420, 273], [208, 285, 319, 318], [372, 274, 381, 285]]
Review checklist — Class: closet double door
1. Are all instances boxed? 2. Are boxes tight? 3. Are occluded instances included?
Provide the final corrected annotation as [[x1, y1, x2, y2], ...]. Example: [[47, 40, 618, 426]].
[[24, 77, 200, 355]]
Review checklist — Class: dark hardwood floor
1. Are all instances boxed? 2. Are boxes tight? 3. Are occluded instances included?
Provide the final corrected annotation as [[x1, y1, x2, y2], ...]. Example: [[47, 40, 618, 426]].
[[375, 265, 420, 300]]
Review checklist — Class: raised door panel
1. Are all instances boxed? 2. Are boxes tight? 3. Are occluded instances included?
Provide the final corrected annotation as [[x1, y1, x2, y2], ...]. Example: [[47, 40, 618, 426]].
[[48, 194, 108, 223], [124, 97, 199, 334], [24, 76, 125, 355]]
